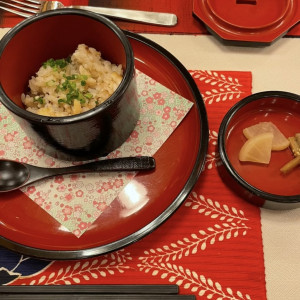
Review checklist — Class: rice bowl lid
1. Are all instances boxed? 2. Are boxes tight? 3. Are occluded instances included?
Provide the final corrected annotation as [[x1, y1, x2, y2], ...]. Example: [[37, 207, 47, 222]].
[[0, 9, 135, 124]]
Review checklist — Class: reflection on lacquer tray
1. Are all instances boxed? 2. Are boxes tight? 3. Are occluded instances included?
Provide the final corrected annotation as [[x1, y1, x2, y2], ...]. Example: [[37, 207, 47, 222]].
[[119, 180, 149, 218]]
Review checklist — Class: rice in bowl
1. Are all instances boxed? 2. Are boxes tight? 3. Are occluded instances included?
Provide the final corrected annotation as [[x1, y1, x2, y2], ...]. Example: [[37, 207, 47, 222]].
[[22, 44, 123, 117]]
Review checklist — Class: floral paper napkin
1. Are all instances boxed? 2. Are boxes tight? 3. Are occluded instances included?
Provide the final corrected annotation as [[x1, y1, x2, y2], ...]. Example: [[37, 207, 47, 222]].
[[0, 70, 193, 237]]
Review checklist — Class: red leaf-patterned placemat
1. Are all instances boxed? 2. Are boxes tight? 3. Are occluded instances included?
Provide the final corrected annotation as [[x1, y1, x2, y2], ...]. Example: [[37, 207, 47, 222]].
[[3, 70, 267, 300]]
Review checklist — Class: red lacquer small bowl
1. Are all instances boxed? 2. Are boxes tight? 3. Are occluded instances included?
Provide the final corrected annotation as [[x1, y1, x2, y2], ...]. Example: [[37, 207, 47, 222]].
[[218, 91, 300, 209], [0, 9, 139, 161]]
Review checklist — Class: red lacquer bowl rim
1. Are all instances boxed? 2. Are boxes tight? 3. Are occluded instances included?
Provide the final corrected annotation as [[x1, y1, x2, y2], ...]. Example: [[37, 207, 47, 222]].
[[218, 91, 300, 204], [0, 31, 209, 260]]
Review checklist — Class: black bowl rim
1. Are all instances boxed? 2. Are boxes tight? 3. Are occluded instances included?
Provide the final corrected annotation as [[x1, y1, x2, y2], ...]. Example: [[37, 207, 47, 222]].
[[0, 8, 134, 124], [218, 90, 300, 203]]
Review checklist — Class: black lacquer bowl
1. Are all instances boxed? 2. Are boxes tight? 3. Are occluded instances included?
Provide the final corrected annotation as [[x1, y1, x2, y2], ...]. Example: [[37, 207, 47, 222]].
[[218, 91, 300, 210], [0, 9, 139, 161]]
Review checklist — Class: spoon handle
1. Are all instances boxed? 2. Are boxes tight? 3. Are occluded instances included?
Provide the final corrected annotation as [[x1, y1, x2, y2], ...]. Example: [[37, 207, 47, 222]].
[[78, 156, 156, 172], [29, 156, 155, 183]]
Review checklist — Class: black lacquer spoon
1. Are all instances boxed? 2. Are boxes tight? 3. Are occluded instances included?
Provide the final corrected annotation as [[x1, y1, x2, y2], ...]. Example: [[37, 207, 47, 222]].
[[0, 156, 155, 192]]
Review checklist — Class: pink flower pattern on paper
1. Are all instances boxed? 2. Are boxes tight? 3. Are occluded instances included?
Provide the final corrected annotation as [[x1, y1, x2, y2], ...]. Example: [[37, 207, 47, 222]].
[[54, 176, 64, 184], [158, 99, 165, 105], [21, 157, 29, 163], [153, 92, 161, 99], [93, 200, 108, 212], [34, 193, 45, 206], [62, 205, 73, 221], [26, 186, 36, 194], [147, 125, 155, 132], [75, 190, 84, 197], [146, 97, 153, 104], [23, 137, 34, 149], [162, 113, 170, 120], [102, 182, 113, 192], [164, 106, 171, 113], [0, 71, 193, 237], [57, 184, 67, 193], [64, 193, 73, 202], [131, 130, 139, 139], [4, 132, 16, 142], [113, 179, 123, 188]]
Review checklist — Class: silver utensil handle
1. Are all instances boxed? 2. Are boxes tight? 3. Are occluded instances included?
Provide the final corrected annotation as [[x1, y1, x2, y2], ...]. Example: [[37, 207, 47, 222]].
[[70, 6, 177, 26]]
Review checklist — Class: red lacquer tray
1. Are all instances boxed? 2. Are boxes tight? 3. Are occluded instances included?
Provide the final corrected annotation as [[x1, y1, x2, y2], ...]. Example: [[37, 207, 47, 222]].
[[193, 0, 300, 44], [0, 32, 209, 260]]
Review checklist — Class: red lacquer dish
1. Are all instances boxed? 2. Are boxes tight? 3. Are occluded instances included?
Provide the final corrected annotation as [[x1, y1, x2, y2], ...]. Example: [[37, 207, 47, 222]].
[[0, 32, 209, 260], [193, 0, 300, 44]]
